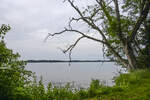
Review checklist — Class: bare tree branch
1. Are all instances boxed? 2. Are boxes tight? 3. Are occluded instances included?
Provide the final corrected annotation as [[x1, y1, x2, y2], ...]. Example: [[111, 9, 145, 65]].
[[47, 27, 128, 66], [68, 17, 89, 29], [63, 36, 85, 53], [46, 28, 106, 44], [67, 0, 108, 42], [64, 36, 84, 61]]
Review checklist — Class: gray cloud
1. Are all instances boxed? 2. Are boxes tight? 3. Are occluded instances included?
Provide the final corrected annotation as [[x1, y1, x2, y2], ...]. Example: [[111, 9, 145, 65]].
[[0, 0, 103, 60]]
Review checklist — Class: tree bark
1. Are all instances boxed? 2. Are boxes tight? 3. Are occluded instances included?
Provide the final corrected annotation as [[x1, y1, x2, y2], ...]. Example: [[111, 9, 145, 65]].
[[124, 40, 138, 70]]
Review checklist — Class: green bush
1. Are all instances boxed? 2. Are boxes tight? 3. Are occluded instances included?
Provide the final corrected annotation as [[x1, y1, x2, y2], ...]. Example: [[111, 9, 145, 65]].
[[0, 24, 33, 100]]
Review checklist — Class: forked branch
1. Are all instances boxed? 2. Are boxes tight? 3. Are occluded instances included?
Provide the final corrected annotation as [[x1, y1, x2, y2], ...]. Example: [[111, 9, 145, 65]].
[[46, 28, 106, 44]]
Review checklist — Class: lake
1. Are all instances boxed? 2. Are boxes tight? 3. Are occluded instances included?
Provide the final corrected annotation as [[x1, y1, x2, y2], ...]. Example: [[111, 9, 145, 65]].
[[26, 62, 125, 88]]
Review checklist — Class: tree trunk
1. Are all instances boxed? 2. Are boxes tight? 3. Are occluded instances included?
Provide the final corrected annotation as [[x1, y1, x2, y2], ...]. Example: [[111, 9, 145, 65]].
[[124, 41, 138, 70]]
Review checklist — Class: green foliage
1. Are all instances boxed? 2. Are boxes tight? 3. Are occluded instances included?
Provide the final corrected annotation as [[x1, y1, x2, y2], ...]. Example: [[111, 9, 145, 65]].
[[0, 24, 11, 40], [0, 24, 32, 100], [87, 69, 150, 100], [87, 79, 101, 98]]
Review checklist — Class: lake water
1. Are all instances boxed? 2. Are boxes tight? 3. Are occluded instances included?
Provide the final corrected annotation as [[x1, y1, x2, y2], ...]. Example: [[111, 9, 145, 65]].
[[26, 62, 125, 88]]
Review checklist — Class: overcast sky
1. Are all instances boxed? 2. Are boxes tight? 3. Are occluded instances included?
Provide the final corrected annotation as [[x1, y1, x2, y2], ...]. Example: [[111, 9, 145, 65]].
[[0, 0, 104, 60]]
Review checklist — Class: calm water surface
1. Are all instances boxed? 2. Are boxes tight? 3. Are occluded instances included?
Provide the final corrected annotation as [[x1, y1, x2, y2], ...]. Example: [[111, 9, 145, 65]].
[[26, 62, 125, 88]]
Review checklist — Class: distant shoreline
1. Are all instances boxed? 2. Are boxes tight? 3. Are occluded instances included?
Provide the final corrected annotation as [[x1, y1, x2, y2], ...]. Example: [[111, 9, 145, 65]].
[[26, 60, 114, 63]]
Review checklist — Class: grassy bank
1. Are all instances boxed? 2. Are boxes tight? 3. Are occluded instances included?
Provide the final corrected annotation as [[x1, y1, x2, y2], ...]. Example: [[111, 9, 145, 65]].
[[85, 69, 150, 100]]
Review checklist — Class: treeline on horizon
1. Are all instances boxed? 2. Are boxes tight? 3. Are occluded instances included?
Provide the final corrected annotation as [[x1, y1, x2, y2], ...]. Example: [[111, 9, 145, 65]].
[[26, 60, 114, 63]]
